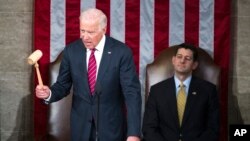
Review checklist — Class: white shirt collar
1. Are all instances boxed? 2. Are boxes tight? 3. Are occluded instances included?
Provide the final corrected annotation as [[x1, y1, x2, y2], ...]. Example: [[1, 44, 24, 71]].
[[174, 75, 192, 90]]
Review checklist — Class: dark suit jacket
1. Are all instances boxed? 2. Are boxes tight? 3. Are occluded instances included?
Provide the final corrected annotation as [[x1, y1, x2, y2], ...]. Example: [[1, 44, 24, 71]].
[[49, 36, 142, 141], [142, 76, 219, 141]]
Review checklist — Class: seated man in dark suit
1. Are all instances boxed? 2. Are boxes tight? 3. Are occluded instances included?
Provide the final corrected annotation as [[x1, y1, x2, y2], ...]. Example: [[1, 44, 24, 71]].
[[142, 43, 220, 141]]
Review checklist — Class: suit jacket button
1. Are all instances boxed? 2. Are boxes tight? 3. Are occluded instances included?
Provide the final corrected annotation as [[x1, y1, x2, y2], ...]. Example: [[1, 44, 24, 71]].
[[179, 133, 183, 141]]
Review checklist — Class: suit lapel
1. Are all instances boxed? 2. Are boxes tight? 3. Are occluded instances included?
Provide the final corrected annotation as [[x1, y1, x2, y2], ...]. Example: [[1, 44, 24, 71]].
[[93, 37, 112, 98], [75, 41, 92, 103], [167, 78, 180, 128], [182, 77, 199, 126]]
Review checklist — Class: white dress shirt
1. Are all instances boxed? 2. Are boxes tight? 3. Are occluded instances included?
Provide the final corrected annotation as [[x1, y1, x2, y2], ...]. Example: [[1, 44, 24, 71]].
[[174, 75, 192, 96], [86, 35, 105, 78]]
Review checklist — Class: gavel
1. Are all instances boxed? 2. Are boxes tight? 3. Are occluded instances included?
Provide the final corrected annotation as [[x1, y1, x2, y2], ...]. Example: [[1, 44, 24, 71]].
[[27, 50, 43, 86]]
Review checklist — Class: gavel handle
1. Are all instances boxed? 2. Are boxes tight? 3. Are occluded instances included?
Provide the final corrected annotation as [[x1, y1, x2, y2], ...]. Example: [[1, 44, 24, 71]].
[[34, 62, 43, 86]]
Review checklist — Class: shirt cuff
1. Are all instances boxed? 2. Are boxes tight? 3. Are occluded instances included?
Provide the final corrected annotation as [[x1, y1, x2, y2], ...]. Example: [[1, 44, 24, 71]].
[[44, 90, 52, 101]]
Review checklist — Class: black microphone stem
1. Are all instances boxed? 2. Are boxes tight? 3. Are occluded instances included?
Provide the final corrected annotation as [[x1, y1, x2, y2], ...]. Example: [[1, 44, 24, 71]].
[[95, 93, 100, 141], [95, 82, 102, 141]]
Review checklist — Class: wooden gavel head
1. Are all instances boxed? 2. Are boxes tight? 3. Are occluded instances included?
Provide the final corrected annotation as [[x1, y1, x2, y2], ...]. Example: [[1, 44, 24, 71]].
[[27, 50, 43, 65], [27, 49, 44, 86]]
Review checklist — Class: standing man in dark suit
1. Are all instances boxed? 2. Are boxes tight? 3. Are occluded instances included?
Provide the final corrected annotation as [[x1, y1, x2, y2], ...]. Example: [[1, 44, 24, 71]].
[[35, 8, 141, 141], [142, 43, 220, 141]]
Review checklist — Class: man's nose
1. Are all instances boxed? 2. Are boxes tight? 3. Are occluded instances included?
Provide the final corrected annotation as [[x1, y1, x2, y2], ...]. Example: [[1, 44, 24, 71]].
[[180, 57, 185, 63], [82, 34, 90, 40]]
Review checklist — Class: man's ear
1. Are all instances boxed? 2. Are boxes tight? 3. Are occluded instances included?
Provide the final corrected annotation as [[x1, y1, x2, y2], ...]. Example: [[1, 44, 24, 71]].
[[102, 27, 107, 33], [192, 61, 199, 70]]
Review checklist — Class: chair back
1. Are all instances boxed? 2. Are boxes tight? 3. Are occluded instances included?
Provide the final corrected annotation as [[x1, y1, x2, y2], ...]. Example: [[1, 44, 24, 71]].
[[41, 53, 72, 141]]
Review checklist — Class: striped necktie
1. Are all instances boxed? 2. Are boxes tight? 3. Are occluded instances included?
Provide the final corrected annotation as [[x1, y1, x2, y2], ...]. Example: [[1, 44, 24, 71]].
[[88, 49, 96, 95], [177, 82, 186, 125]]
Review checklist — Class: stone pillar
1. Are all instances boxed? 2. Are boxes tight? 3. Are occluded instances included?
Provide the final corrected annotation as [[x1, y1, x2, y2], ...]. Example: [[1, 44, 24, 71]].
[[229, 0, 250, 124], [0, 0, 34, 140]]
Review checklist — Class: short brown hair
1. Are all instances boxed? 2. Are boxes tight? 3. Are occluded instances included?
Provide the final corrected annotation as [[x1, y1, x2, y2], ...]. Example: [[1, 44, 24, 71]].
[[175, 43, 198, 61]]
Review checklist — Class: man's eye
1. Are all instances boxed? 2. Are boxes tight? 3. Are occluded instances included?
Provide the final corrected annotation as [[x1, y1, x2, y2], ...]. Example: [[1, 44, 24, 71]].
[[177, 55, 182, 59]]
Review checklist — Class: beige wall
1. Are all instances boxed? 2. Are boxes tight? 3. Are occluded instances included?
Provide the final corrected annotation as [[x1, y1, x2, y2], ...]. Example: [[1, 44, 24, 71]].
[[0, 0, 34, 140], [0, 0, 249, 140], [229, 0, 250, 124]]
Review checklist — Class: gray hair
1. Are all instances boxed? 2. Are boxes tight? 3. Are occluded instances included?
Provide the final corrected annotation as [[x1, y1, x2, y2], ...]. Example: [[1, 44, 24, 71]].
[[79, 8, 107, 30]]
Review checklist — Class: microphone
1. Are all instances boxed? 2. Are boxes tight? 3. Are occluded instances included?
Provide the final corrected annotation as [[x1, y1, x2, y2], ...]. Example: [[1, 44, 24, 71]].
[[94, 82, 102, 141]]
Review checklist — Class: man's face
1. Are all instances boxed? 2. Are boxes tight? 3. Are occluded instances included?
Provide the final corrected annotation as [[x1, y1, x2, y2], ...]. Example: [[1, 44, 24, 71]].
[[80, 20, 106, 49], [172, 48, 198, 75]]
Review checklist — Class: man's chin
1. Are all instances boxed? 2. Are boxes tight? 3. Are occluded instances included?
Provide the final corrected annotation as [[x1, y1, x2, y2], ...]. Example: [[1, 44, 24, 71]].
[[84, 45, 94, 49], [176, 70, 190, 75], [176, 68, 187, 72]]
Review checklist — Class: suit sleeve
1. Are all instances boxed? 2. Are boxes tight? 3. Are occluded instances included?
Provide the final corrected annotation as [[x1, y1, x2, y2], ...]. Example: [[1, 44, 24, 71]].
[[119, 47, 142, 137], [142, 86, 166, 141], [49, 48, 72, 103]]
